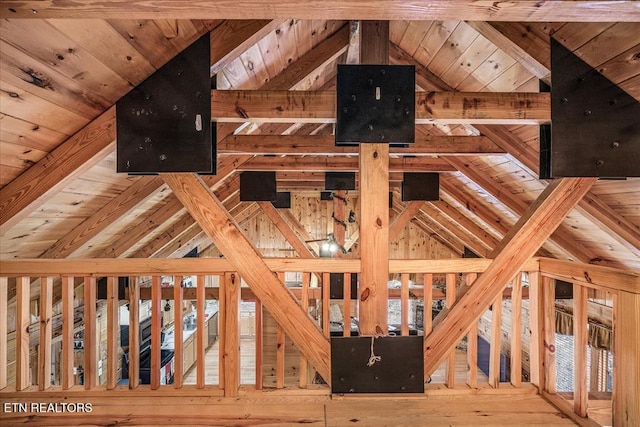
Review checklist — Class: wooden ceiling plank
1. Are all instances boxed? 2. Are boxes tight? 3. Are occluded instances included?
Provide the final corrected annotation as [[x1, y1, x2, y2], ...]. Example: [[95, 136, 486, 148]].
[[0, 107, 115, 235], [211, 20, 282, 76], [389, 201, 425, 241], [162, 172, 331, 382], [258, 202, 317, 257], [279, 209, 322, 256], [211, 90, 550, 125], [424, 177, 596, 376], [218, 134, 503, 155], [430, 199, 501, 250], [3, 1, 639, 21], [96, 155, 249, 258], [466, 21, 551, 83], [39, 176, 165, 258], [238, 155, 456, 172], [0, 114, 67, 153]]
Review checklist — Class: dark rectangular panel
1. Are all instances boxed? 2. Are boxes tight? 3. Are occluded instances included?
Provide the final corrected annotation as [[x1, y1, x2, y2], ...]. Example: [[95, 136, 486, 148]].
[[550, 38, 640, 177], [555, 279, 574, 299], [336, 65, 415, 144], [117, 34, 212, 174], [325, 172, 356, 190], [401, 172, 439, 201], [331, 336, 424, 393], [97, 277, 128, 300], [329, 272, 358, 300], [320, 191, 333, 201], [240, 171, 277, 201], [272, 192, 291, 208]]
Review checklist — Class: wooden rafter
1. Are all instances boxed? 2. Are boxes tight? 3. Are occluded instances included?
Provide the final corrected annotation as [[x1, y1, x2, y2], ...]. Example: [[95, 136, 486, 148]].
[[162, 173, 331, 382], [218, 134, 503, 156], [424, 177, 597, 376], [430, 199, 501, 252], [257, 202, 316, 258], [389, 201, 424, 240], [0, 107, 115, 235], [238, 156, 456, 172], [211, 90, 550, 125], [3, 1, 638, 21]]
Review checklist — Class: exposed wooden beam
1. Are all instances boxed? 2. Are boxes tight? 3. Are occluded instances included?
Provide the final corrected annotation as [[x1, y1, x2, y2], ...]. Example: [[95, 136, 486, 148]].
[[466, 21, 551, 83], [430, 199, 501, 251], [239, 156, 456, 172], [424, 177, 596, 376], [161, 173, 331, 381], [389, 201, 424, 240], [445, 157, 595, 263], [0, 107, 115, 235], [218, 134, 503, 156], [4, 1, 638, 21], [279, 210, 321, 256], [258, 202, 316, 258], [262, 24, 349, 90], [613, 291, 640, 426], [40, 176, 164, 258], [210, 20, 282, 76], [211, 90, 550, 125]]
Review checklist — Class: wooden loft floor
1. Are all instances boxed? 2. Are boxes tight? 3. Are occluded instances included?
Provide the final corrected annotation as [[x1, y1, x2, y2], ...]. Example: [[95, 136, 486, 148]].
[[0, 392, 576, 426]]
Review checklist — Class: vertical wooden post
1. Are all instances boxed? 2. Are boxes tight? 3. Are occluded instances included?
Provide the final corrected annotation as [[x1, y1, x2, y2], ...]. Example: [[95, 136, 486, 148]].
[[528, 271, 544, 389], [300, 273, 309, 388], [224, 272, 240, 396], [423, 273, 433, 385], [84, 276, 97, 390], [542, 276, 556, 394], [445, 273, 457, 388], [333, 190, 347, 251], [342, 273, 351, 337], [401, 273, 409, 337], [276, 326, 285, 389], [489, 294, 503, 388], [255, 299, 263, 390], [322, 272, 330, 337], [510, 273, 523, 387], [16, 276, 30, 391], [38, 277, 52, 391], [0, 277, 8, 389], [573, 284, 588, 417], [173, 276, 183, 389], [106, 277, 118, 390], [218, 274, 226, 390], [196, 275, 206, 389], [61, 276, 74, 390], [358, 20, 390, 336], [150, 276, 161, 390], [466, 273, 478, 389], [613, 291, 640, 426], [129, 277, 140, 389]]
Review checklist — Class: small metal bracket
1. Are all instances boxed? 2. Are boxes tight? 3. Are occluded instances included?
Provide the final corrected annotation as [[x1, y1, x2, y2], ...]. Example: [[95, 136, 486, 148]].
[[331, 336, 424, 393], [116, 34, 213, 174], [549, 38, 640, 178], [336, 65, 415, 144]]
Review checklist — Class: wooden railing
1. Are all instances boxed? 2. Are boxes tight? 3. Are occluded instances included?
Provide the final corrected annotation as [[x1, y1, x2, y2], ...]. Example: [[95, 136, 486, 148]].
[[1, 257, 638, 425]]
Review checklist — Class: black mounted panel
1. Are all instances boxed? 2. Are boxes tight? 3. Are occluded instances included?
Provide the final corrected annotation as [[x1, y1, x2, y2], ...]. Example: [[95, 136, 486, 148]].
[[97, 277, 128, 300], [539, 124, 552, 180], [240, 171, 277, 201], [550, 38, 640, 178], [272, 192, 291, 208], [329, 272, 358, 300], [401, 173, 439, 201], [336, 65, 415, 144], [389, 191, 393, 208], [116, 34, 213, 174], [325, 172, 356, 190], [331, 336, 424, 393], [555, 279, 574, 299], [320, 191, 333, 201]]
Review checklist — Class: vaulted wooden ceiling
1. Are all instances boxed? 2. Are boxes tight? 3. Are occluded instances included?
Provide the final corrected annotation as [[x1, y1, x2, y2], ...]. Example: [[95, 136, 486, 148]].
[[0, 4, 639, 269]]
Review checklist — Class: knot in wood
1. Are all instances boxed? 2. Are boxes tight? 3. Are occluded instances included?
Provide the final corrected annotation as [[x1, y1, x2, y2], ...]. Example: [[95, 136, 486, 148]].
[[360, 287, 370, 302], [376, 217, 383, 227], [373, 150, 378, 159]]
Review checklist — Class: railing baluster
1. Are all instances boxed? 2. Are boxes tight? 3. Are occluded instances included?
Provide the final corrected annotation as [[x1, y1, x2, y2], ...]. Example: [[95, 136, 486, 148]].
[[61, 276, 74, 390], [542, 276, 556, 394], [16, 276, 30, 391], [38, 277, 53, 391], [107, 277, 118, 390], [466, 273, 478, 389], [423, 273, 433, 385], [510, 273, 523, 387], [528, 271, 544, 389], [255, 298, 263, 390], [489, 293, 502, 388], [300, 273, 309, 388], [84, 276, 97, 390], [401, 273, 409, 337], [196, 275, 206, 389], [128, 277, 140, 390], [445, 273, 456, 388], [343, 273, 351, 337], [224, 272, 240, 396], [0, 277, 8, 390], [276, 272, 285, 390], [218, 274, 226, 390], [573, 283, 588, 417], [151, 276, 161, 390], [173, 275, 183, 389]]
